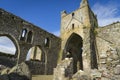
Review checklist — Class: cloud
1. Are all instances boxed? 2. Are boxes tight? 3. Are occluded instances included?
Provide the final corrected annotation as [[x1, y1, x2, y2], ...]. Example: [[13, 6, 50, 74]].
[[0, 36, 16, 54], [92, 1, 120, 26], [0, 45, 16, 54], [52, 30, 60, 36], [0, 36, 15, 47]]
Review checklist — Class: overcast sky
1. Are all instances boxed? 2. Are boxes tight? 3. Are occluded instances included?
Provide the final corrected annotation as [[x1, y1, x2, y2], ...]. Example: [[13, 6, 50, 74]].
[[0, 0, 120, 54]]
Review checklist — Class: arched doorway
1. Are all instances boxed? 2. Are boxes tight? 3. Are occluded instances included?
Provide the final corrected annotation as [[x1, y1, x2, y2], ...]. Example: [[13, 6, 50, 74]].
[[64, 33, 83, 74], [26, 45, 45, 62]]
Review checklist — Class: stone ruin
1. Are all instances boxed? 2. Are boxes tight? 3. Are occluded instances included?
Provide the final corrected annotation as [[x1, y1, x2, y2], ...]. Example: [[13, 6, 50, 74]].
[[54, 0, 120, 80], [0, 0, 120, 80], [0, 7, 61, 75]]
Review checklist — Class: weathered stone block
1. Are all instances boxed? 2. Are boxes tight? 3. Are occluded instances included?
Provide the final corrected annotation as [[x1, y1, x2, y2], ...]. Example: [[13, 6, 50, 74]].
[[0, 68, 10, 75], [73, 70, 90, 80], [114, 65, 120, 75], [106, 58, 113, 62], [100, 53, 107, 59], [12, 62, 31, 79], [91, 69, 102, 79], [111, 53, 119, 60], [100, 59, 106, 64]]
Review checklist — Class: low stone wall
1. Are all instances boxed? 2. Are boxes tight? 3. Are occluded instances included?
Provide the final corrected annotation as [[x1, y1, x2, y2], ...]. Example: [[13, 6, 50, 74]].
[[0, 55, 17, 68], [25, 61, 45, 75]]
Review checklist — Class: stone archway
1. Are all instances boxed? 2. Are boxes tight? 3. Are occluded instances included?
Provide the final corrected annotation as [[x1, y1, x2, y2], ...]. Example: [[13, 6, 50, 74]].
[[0, 34, 19, 57], [0, 34, 20, 67], [64, 33, 83, 74], [26, 45, 46, 74], [26, 45, 45, 62], [0, 36, 16, 55]]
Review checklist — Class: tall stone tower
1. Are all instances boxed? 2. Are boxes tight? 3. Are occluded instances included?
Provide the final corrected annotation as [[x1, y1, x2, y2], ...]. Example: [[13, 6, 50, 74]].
[[60, 0, 98, 73]]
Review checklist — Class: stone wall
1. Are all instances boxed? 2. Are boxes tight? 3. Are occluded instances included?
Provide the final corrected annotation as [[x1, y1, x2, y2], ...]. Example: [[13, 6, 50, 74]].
[[60, 0, 98, 74], [25, 61, 45, 75], [0, 8, 61, 75], [0, 52, 16, 68], [95, 22, 120, 79], [53, 22, 120, 80]]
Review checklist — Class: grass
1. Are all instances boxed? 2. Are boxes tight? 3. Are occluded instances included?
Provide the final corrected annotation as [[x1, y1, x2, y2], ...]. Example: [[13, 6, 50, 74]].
[[32, 75, 53, 80]]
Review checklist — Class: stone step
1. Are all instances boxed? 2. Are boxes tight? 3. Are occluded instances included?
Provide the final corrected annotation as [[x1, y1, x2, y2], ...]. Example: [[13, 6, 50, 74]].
[[32, 75, 53, 80]]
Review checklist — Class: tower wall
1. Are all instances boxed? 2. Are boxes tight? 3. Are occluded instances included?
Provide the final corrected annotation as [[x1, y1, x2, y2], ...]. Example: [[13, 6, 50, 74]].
[[60, 0, 98, 73]]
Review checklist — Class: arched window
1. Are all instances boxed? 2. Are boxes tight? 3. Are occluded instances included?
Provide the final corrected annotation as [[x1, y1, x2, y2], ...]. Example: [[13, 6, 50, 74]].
[[44, 38, 50, 48], [26, 46, 43, 61], [20, 29, 27, 41], [72, 13, 75, 16], [27, 31, 33, 43], [72, 24, 74, 30]]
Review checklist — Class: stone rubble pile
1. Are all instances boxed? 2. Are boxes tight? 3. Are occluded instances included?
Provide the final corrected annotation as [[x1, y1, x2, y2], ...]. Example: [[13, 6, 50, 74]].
[[53, 58, 73, 80], [53, 47, 120, 80], [97, 48, 120, 80], [0, 62, 31, 80]]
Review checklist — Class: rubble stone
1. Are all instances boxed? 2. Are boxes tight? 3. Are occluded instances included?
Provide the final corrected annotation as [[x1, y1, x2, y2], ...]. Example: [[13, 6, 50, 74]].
[[0, 62, 31, 80], [114, 65, 120, 75]]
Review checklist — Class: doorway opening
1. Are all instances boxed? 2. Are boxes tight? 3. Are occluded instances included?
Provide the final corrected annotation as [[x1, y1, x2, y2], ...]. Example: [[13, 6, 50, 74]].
[[64, 33, 83, 74]]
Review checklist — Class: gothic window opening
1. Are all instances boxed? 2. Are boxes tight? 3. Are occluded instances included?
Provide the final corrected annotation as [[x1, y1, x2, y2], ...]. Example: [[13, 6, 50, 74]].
[[27, 31, 33, 43], [26, 46, 45, 62], [72, 13, 74, 16], [72, 24, 74, 30], [44, 38, 50, 48], [20, 29, 27, 41]]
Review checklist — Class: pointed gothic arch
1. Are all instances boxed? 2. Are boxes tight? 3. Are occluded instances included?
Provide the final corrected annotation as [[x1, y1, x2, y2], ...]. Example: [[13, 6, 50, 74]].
[[0, 34, 20, 67], [27, 31, 33, 43], [20, 29, 27, 41], [26, 45, 45, 62], [63, 33, 83, 73], [0, 34, 19, 57], [0, 36, 16, 55]]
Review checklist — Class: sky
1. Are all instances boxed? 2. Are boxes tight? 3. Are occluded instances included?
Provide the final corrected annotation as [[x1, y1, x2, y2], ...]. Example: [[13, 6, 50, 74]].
[[0, 0, 120, 54]]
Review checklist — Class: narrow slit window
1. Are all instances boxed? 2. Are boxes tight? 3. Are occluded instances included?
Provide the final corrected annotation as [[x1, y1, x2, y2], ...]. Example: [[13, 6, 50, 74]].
[[27, 31, 33, 43], [72, 13, 74, 16], [72, 24, 74, 30], [44, 38, 50, 48], [20, 29, 27, 41]]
